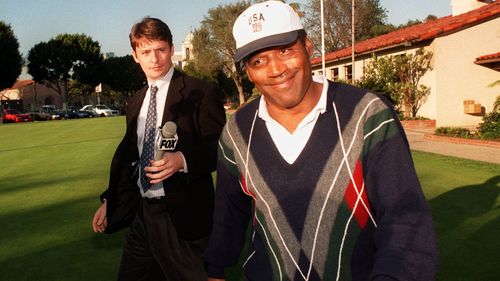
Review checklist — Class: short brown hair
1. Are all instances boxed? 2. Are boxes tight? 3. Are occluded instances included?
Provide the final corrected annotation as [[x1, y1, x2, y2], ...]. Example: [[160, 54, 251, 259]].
[[129, 17, 173, 50]]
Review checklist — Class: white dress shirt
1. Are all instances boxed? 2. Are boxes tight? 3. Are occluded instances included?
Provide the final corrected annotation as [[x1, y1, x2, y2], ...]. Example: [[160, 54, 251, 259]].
[[258, 75, 328, 164], [136, 66, 184, 198]]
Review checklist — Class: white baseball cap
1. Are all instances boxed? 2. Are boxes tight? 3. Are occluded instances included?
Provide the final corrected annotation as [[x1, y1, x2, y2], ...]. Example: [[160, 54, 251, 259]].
[[233, 0, 304, 62]]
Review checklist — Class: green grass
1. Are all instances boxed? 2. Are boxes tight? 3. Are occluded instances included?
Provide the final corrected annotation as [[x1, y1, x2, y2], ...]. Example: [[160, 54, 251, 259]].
[[0, 118, 498, 280], [0, 118, 127, 281], [412, 151, 500, 281]]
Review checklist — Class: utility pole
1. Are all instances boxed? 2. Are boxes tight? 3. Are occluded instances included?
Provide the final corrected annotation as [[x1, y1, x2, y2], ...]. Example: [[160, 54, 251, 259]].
[[351, 0, 355, 82], [320, 0, 326, 74]]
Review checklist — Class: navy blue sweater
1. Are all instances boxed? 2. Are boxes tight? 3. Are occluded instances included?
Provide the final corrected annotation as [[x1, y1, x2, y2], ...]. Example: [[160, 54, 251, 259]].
[[205, 82, 437, 280]]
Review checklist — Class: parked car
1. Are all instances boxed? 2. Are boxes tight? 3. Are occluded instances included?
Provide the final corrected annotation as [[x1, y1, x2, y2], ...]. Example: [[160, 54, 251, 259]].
[[39, 105, 65, 120], [80, 104, 119, 117], [2, 109, 33, 123], [41, 105, 57, 112], [27, 110, 51, 121], [46, 110, 64, 120], [62, 108, 96, 119], [108, 105, 125, 115]]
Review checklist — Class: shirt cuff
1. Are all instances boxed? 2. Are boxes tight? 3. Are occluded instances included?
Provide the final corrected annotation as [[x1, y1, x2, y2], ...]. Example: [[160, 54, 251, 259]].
[[178, 151, 188, 173]]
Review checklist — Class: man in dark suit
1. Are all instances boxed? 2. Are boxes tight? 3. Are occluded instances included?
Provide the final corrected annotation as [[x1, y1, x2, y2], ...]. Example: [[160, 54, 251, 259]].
[[91, 17, 226, 281]]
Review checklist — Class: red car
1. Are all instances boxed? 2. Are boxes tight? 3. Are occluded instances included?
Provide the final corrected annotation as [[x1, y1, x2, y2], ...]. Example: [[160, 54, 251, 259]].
[[2, 109, 33, 123]]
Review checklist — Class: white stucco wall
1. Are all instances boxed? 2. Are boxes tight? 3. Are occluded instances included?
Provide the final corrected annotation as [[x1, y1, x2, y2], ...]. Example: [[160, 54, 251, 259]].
[[431, 17, 500, 127], [0, 89, 21, 100], [312, 16, 499, 128], [314, 47, 439, 118], [414, 43, 439, 120], [451, 0, 488, 16]]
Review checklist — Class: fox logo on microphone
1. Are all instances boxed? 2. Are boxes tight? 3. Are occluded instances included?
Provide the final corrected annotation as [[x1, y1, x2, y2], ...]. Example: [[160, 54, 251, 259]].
[[157, 121, 178, 151], [159, 136, 178, 151]]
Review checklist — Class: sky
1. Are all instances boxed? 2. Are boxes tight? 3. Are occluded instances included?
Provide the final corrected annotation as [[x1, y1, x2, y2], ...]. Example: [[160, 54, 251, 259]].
[[0, 0, 452, 59]]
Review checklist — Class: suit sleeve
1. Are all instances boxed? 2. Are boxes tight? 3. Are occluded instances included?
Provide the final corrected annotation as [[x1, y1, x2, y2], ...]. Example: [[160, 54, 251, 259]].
[[181, 82, 226, 183], [100, 92, 143, 233], [100, 95, 141, 201]]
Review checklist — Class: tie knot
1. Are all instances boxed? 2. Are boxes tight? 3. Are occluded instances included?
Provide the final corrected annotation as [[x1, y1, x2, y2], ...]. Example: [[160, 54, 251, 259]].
[[150, 85, 158, 95]]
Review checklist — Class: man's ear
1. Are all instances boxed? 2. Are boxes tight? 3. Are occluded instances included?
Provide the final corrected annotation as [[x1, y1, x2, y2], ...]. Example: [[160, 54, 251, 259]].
[[245, 67, 254, 83], [170, 44, 175, 56], [131, 50, 139, 63], [305, 37, 313, 57]]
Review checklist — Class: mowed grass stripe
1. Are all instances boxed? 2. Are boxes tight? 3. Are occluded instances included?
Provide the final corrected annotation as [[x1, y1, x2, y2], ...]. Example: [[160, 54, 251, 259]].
[[0, 117, 126, 281], [0, 117, 499, 280], [412, 151, 499, 281]]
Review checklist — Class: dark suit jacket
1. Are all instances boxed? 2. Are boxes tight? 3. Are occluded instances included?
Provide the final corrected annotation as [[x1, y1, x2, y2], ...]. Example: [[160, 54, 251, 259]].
[[101, 69, 225, 240]]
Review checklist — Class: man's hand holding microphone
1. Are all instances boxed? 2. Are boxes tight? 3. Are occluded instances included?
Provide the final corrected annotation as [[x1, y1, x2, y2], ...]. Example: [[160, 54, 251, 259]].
[[92, 121, 183, 233], [144, 121, 185, 185]]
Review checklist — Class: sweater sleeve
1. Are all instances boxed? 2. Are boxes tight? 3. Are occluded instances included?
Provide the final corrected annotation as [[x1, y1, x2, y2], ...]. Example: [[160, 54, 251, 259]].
[[204, 129, 253, 278], [363, 115, 438, 281]]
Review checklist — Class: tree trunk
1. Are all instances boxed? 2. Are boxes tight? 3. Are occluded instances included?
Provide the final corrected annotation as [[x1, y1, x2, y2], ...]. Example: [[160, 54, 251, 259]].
[[33, 82, 38, 109], [60, 80, 68, 110], [237, 84, 245, 105], [233, 65, 246, 106]]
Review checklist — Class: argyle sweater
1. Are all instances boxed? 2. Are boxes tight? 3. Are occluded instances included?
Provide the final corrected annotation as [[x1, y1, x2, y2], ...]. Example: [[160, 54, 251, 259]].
[[205, 81, 437, 281]]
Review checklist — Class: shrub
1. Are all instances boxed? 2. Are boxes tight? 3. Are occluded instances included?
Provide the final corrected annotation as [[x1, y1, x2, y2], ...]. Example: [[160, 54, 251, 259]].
[[400, 115, 430, 121], [478, 112, 500, 140], [357, 49, 433, 118], [435, 127, 474, 138], [493, 95, 500, 112]]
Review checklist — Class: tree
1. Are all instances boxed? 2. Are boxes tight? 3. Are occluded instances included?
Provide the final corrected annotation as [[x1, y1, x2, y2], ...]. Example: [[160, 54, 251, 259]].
[[392, 49, 433, 118], [66, 79, 95, 106], [304, 0, 387, 54], [183, 61, 218, 83], [100, 55, 145, 98], [358, 49, 433, 118], [190, 1, 251, 105], [368, 23, 397, 38], [0, 21, 23, 90], [27, 33, 103, 108], [356, 54, 398, 103], [425, 15, 438, 22], [489, 80, 500, 112]]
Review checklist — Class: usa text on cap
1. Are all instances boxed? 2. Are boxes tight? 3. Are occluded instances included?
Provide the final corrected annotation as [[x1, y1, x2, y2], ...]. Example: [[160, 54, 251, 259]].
[[233, 0, 304, 62]]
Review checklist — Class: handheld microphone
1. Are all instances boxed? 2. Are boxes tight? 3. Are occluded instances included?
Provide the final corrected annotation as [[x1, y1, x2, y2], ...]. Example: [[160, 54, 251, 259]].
[[155, 121, 178, 160]]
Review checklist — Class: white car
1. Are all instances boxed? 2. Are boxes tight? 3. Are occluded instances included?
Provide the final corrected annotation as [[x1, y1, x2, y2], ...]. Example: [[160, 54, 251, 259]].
[[80, 104, 119, 117]]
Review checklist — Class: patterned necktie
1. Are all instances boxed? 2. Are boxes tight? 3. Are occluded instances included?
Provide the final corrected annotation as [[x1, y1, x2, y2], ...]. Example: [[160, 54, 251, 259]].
[[139, 84, 158, 192]]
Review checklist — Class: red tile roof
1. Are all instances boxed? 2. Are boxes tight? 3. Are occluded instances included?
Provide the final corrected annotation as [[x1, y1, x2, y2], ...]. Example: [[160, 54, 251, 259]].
[[475, 51, 500, 62], [474, 51, 500, 70], [311, 1, 500, 65], [9, 80, 34, 90]]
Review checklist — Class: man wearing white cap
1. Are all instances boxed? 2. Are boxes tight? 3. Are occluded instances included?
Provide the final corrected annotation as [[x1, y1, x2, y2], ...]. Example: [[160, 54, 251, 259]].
[[204, 1, 437, 280]]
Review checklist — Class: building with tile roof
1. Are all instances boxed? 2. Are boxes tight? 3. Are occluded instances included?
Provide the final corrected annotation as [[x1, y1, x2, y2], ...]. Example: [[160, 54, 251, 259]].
[[0, 80, 62, 112], [311, 0, 499, 127]]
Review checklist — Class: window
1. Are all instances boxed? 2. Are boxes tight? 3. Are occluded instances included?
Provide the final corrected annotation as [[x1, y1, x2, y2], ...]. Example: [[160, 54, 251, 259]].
[[331, 68, 339, 81], [344, 65, 352, 81]]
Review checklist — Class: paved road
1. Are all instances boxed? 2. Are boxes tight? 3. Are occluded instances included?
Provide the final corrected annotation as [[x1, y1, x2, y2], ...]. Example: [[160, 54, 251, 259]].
[[405, 128, 500, 165]]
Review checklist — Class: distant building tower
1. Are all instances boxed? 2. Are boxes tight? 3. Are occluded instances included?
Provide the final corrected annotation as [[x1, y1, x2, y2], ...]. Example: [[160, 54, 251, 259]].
[[172, 51, 184, 69], [182, 32, 194, 62], [172, 32, 194, 70], [103, 52, 115, 59]]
